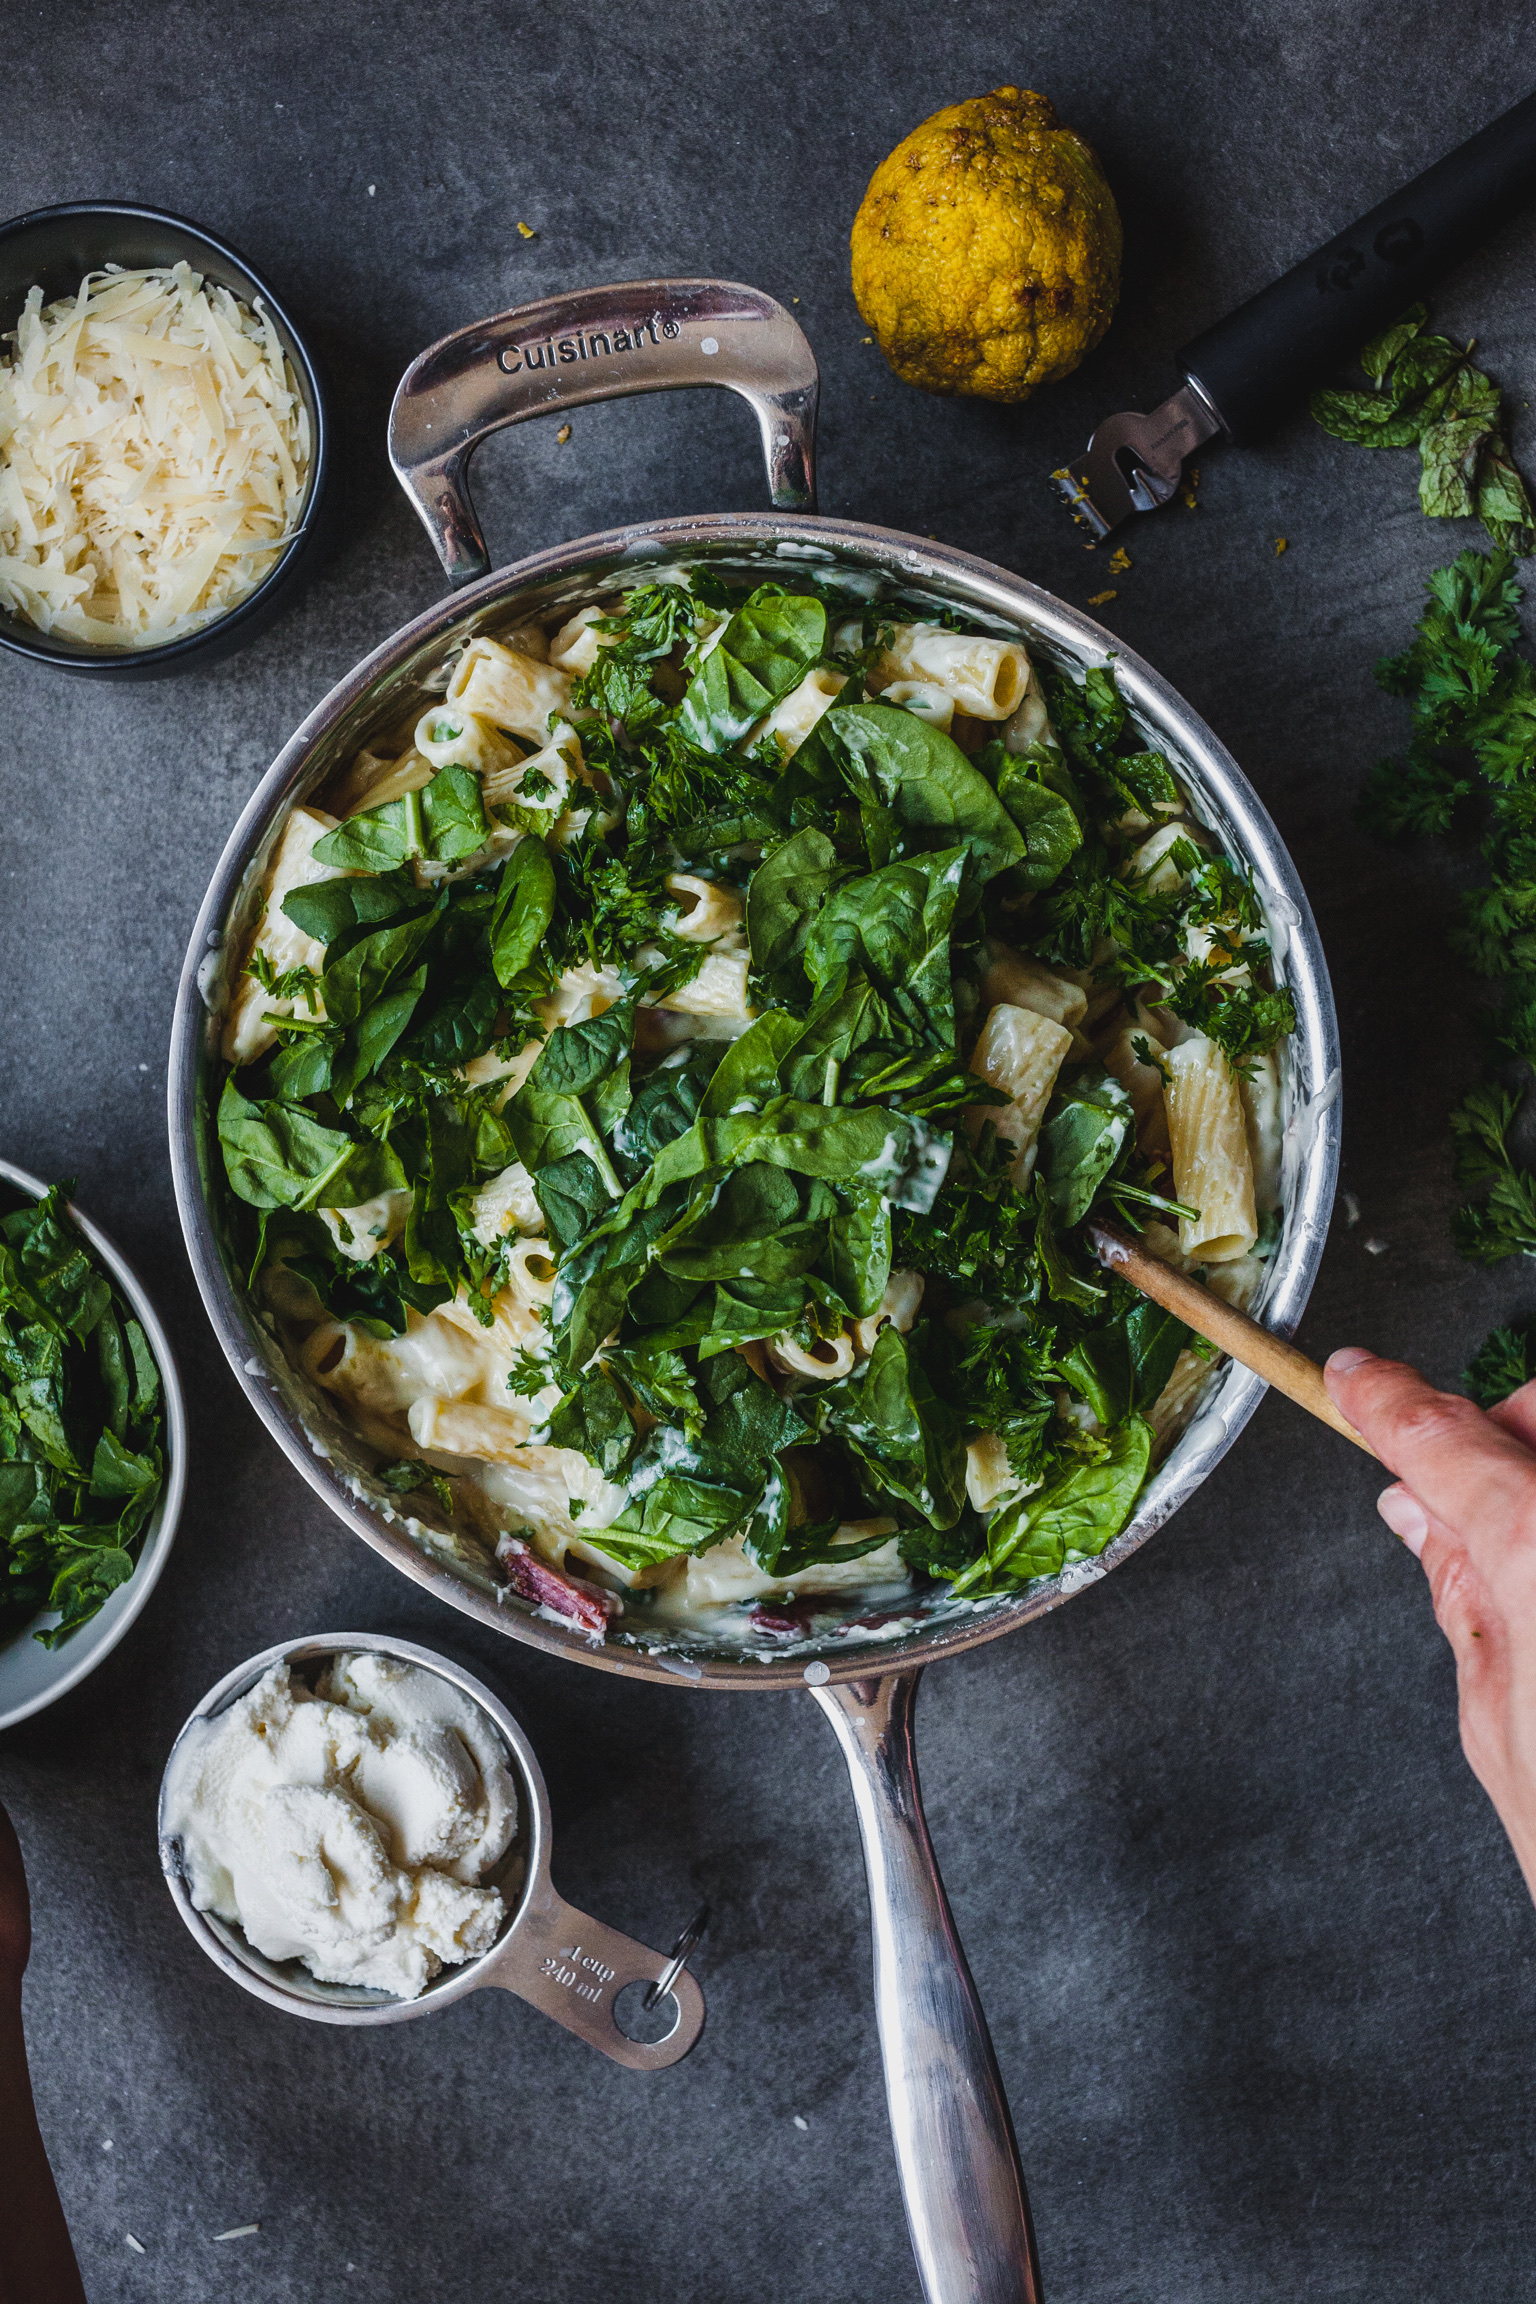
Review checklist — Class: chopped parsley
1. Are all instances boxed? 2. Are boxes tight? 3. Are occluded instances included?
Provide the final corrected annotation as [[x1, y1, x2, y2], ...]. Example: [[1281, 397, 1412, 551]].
[[1359, 550, 1536, 1268]]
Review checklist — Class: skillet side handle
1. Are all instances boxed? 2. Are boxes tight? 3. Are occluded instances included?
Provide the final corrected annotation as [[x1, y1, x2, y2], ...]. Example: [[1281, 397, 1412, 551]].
[[813, 1670, 1042, 2304], [479, 1873, 705, 2072], [388, 277, 819, 586]]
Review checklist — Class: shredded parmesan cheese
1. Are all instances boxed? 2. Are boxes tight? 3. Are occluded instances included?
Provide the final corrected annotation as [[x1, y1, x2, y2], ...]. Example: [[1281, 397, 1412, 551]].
[[0, 263, 311, 648]]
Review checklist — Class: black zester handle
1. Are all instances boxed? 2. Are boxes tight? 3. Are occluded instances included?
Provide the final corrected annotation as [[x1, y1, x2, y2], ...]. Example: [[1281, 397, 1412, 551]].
[[1180, 88, 1536, 444]]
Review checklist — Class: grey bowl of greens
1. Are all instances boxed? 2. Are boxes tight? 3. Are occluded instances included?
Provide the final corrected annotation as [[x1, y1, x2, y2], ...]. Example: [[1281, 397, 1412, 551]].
[[0, 1161, 184, 1728], [169, 513, 1339, 1690]]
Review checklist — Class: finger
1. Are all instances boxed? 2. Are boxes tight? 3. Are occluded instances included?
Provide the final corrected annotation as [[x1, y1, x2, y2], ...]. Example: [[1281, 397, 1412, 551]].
[[1490, 1376, 1536, 1452], [1377, 1480, 1427, 1556], [1327, 1350, 1536, 1571], [1379, 1490, 1510, 1741]]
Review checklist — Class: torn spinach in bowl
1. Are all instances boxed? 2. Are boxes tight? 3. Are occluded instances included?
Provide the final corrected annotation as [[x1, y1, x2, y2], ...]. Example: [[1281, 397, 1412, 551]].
[[212, 575, 1294, 1642], [0, 1181, 166, 1647]]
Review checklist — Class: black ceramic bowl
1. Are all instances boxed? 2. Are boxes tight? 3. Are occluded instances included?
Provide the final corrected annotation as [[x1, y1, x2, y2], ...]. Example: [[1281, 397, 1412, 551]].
[[0, 202, 332, 679]]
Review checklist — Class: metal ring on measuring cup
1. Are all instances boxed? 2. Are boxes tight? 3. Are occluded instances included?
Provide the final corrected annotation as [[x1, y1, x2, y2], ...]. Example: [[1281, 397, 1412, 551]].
[[156, 1632, 705, 2070]]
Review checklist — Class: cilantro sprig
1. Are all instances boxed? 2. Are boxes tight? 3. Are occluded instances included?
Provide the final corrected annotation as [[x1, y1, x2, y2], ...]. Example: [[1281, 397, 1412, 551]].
[[1312, 304, 1535, 555]]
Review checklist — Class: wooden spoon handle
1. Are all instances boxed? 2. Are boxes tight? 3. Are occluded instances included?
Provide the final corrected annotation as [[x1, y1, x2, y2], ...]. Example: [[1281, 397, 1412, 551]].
[[1084, 1217, 1377, 1459]]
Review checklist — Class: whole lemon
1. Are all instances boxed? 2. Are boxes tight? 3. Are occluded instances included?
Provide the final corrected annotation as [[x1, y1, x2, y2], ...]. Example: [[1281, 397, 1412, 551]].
[[851, 87, 1122, 404]]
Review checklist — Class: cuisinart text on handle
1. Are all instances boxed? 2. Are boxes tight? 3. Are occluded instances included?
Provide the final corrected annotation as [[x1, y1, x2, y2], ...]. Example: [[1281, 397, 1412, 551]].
[[498, 316, 696, 374]]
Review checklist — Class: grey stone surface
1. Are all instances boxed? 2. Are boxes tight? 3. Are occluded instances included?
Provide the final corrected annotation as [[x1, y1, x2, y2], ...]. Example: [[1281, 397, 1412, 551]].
[[4, 2, 1536, 2296]]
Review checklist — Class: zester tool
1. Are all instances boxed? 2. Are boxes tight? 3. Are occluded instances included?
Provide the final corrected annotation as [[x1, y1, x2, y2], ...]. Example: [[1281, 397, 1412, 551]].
[[1053, 87, 1536, 541]]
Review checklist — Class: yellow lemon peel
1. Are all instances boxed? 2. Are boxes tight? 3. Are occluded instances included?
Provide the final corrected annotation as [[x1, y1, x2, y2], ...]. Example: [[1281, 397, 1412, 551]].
[[850, 87, 1121, 405]]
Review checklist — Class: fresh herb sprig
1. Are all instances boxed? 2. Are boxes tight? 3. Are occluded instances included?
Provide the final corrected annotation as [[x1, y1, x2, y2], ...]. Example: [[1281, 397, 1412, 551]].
[[1313, 304, 1535, 555], [1464, 1316, 1536, 1406], [1358, 549, 1536, 1263]]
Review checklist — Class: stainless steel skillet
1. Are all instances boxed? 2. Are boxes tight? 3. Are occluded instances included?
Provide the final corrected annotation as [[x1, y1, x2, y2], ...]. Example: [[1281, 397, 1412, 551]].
[[168, 281, 1341, 2304]]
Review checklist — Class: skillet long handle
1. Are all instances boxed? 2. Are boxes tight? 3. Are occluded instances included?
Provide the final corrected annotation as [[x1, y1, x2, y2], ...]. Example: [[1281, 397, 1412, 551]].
[[388, 277, 818, 584], [813, 1670, 1042, 2304]]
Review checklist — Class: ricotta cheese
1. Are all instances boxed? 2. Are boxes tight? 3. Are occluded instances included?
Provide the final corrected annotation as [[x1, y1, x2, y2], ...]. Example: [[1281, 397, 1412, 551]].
[[163, 1653, 517, 2000]]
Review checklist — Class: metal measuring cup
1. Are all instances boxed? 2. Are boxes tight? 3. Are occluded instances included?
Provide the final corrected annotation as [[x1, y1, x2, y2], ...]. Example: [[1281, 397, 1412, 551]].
[[157, 1632, 705, 2070]]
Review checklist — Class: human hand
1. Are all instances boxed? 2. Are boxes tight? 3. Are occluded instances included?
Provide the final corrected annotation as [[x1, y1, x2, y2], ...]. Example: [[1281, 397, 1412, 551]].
[[1325, 1346, 1536, 1902]]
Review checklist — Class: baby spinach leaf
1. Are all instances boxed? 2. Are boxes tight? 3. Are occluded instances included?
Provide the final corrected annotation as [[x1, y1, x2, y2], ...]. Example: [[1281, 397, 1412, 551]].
[[269, 1035, 337, 1102], [803, 847, 967, 1044], [313, 768, 491, 872], [993, 749, 1083, 889], [726, 590, 828, 693], [534, 1151, 615, 1257], [528, 1003, 634, 1126], [491, 837, 556, 989], [613, 1048, 714, 1172], [1055, 1328, 1132, 1429], [551, 1190, 685, 1373], [1032, 1177, 1106, 1310], [4, 1328, 75, 1472], [828, 704, 1025, 886], [1, 1191, 111, 1341], [661, 1213, 827, 1289], [507, 1005, 634, 1200], [827, 1186, 892, 1320], [775, 981, 889, 1104], [330, 963, 429, 1104], [601, 1351, 811, 1556], [546, 1367, 639, 1480], [679, 590, 827, 751], [403, 1096, 475, 1288], [814, 1324, 967, 1531], [312, 791, 426, 874], [0, 1179, 166, 1648], [1124, 1295, 1190, 1410], [218, 1079, 406, 1212], [88, 1429, 160, 1507], [1036, 1068, 1134, 1227], [956, 1414, 1152, 1594], [281, 867, 421, 947], [322, 894, 444, 1031], [645, 1095, 950, 1214], [403, 967, 500, 1073], [746, 1502, 896, 1581], [422, 767, 492, 861], [747, 828, 846, 999], [0, 1463, 50, 1545], [95, 1307, 129, 1441], [126, 1320, 161, 1421]]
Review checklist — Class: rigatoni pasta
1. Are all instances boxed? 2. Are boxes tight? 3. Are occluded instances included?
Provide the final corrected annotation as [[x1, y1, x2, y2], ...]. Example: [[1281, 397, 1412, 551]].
[[871, 621, 1030, 718], [446, 636, 574, 741], [1164, 1034, 1259, 1262]]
